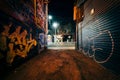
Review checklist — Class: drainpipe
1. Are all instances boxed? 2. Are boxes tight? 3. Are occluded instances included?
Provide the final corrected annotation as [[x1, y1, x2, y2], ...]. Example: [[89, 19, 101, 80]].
[[44, 0, 49, 48], [76, 21, 79, 50], [80, 22, 83, 51]]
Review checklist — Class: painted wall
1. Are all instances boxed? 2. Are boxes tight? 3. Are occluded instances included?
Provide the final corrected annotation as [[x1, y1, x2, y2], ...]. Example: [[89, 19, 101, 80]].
[[77, 0, 120, 74], [0, 11, 45, 64], [0, 0, 46, 65]]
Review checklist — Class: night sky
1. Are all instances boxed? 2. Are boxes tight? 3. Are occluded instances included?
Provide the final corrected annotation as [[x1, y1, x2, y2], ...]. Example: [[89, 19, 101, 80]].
[[48, 0, 75, 22]]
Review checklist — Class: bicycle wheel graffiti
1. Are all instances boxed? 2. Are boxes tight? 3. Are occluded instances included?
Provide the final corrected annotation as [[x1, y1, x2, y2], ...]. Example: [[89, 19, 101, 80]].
[[83, 30, 114, 63]]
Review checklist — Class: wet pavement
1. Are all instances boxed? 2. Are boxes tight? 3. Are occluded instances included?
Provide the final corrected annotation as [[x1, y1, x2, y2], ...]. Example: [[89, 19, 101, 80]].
[[4, 50, 118, 80]]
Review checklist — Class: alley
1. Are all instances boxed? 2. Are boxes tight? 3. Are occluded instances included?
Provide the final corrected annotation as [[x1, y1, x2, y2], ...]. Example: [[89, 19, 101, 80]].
[[4, 50, 117, 80], [0, 0, 120, 80]]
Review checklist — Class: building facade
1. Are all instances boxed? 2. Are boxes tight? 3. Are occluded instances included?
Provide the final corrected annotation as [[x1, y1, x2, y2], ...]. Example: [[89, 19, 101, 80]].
[[74, 0, 120, 75], [0, 0, 47, 64]]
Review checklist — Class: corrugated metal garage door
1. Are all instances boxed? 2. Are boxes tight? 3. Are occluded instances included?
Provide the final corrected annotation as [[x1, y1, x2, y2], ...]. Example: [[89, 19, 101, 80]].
[[79, 0, 120, 75]]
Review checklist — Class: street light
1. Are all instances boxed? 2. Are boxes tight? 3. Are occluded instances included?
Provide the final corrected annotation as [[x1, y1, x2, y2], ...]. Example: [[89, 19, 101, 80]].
[[48, 15, 52, 27], [48, 15, 52, 20], [52, 22, 59, 42]]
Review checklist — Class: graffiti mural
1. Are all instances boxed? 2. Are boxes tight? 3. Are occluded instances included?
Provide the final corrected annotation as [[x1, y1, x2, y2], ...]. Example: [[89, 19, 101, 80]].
[[39, 33, 45, 48], [0, 23, 12, 59], [83, 30, 114, 63], [0, 23, 37, 64], [0, 0, 46, 66]]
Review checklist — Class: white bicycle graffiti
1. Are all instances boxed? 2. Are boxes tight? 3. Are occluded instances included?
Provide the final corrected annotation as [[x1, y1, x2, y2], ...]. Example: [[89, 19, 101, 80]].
[[83, 30, 114, 63]]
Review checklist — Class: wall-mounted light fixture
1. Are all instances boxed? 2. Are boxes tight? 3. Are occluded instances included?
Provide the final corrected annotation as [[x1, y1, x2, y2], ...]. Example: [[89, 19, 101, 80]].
[[90, 8, 95, 15]]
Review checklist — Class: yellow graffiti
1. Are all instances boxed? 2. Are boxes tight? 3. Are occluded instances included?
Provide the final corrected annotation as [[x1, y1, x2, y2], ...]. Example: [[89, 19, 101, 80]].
[[0, 23, 12, 59], [4, 26, 37, 64]]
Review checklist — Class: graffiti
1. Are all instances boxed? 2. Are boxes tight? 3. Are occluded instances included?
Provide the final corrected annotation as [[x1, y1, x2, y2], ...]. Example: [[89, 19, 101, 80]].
[[0, 24, 37, 64], [0, 23, 12, 59], [39, 33, 45, 47], [83, 30, 114, 63]]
